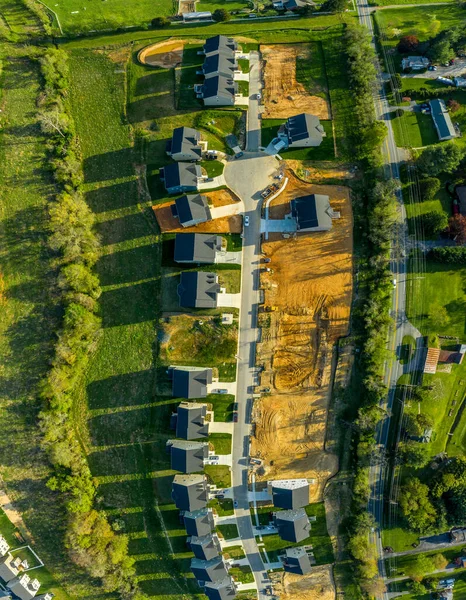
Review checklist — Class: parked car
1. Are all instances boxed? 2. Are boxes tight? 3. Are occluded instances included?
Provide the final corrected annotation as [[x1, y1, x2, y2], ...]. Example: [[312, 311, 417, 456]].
[[428, 65, 437, 71], [393, 278, 397, 287], [233, 412, 238, 422], [244, 216, 250, 226], [235, 151, 244, 159], [216, 388, 229, 394], [233, 402, 238, 411], [215, 494, 225, 499], [210, 456, 219, 461], [256, 93, 261, 100]]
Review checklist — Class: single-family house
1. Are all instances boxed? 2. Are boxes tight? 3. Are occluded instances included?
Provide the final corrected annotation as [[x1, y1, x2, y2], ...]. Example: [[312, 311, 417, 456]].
[[291, 194, 339, 232], [183, 11, 212, 22], [188, 534, 221, 561], [0, 555, 23, 584], [172, 474, 209, 511], [201, 52, 239, 80], [168, 367, 213, 399], [204, 577, 237, 600], [171, 401, 209, 439], [401, 56, 430, 71], [283, 547, 312, 575], [197, 76, 238, 107], [7, 575, 40, 600], [273, 0, 315, 9], [166, 440, 209, 473], [203, 36, 238, 57], [172, 194, 212, 228], [191, 556, 229, 583], [182, 508, 215, 536], [167, 127, 203, 162], [0, 537, 9, 557], [274, 508, 311, 543], [268, 479, 310, 509], [160, 163, 203, 194], [174, 234, 222, 264], [430, 99, 456, 141], [278, 113, 326, 148], [177, 272, 220, 309]]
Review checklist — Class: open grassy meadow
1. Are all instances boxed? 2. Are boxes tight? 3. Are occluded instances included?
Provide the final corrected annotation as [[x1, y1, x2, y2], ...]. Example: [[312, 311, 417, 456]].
[[0, 54, 92, 599], [44, 0, 175, 34], [66, 48, 203, 599]]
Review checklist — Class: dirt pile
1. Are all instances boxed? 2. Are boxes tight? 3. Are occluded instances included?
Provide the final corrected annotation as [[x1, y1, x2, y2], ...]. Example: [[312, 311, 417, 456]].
[[274, 565, 336, 600], [261, 45, 330, 120], [138, 40, 186, 68], [251, 171, 353, 501]]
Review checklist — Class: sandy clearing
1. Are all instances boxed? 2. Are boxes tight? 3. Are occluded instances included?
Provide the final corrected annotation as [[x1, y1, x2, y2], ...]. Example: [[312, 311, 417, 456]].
[[261, 45, 330, 120], [251, 171, 352, 501], [274, 564, 336, 600], [138, 40, 199, 69], [153, 188, 242, 234]]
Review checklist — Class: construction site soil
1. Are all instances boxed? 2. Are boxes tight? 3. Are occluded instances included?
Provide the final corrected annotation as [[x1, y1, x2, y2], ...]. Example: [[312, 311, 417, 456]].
[[261, 45, 330, 120], [273, 565, 336, 600], [251, 171, 352, 502], [153, 188, 242, 233]]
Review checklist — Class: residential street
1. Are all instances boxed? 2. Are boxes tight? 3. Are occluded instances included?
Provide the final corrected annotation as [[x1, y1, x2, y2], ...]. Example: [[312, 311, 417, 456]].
[[224, 150, 277, 598], [246, 51, 262, 152]]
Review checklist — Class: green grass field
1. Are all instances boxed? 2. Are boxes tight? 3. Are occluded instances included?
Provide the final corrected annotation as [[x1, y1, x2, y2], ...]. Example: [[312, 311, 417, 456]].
[[0, 55, 86, 600], [204, 464, 232, 488], [261, 119, 335, 160], [391, 110, 438, 149], [217, 523, 239, 540], [209, 433, 232, 454], [67, 49, 203, 600], [46, 0, 175, 34]]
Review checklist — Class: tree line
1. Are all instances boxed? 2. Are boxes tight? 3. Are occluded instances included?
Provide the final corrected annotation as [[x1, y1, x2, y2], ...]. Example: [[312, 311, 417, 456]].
[[36, 49, 144, 600]]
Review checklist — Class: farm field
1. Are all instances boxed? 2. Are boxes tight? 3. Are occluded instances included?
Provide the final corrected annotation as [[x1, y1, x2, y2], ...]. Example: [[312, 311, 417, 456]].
[[252, 171, 353, 501], [66, 49, 203, 599], [0, 55, 85, 599]]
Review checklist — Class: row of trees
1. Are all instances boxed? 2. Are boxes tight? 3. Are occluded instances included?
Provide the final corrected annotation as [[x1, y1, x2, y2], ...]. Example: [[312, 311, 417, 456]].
[[342, 24, 397, 599], [36, 49, 141, 599], [428, 246, 466, 263]]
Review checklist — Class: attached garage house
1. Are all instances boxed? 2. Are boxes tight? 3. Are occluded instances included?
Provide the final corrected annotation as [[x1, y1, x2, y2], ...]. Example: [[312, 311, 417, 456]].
[[430, 99, 456, 141], [291, 194, 340, 232]]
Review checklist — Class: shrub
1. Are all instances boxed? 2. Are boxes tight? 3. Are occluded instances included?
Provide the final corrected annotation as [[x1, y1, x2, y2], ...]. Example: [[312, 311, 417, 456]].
[[392, 108, 404, 118], [419, 177, 441, 201], [428, 246, 466, 263], [151, 16, 170, 28], [397, 35, 419, 53], [213, 8, 230, 21], [421, 211, 448, 236], [448, 99, 461, 113]]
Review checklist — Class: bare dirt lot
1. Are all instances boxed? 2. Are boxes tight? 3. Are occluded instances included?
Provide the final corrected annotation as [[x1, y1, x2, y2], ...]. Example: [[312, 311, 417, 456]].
[[153, 189, 242, 233], [138, 40, 187, 68], [274, 564, 336, 600], [261, 45, 330, 120], [251, 171, 352, 501]]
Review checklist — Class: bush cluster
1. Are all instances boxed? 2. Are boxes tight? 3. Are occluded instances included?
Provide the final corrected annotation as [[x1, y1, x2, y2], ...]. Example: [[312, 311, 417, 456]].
[[428, 246, 466, 263], [36, 49, 141, 599]]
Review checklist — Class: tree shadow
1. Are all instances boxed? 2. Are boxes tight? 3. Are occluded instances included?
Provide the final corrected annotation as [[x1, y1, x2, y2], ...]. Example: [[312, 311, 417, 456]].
[[88, 442, 169, 477], [87, 370, 155, 410], [96, 212, 153, 246]]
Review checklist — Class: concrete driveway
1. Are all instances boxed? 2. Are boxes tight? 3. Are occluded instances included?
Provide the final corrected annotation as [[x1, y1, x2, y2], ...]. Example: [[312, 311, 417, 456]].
[[210, 203, 242, 219], [209, 422, 234, 434], [217, 292, 241, 308], [198, 174, 226, 190], [207, 381, 237, 395], [215, 250, 242, 265], [261, 216, 297, 234]]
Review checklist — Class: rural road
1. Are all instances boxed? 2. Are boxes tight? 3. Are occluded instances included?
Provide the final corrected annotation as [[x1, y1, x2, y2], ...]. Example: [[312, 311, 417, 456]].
[[224, 149, 277, 598]]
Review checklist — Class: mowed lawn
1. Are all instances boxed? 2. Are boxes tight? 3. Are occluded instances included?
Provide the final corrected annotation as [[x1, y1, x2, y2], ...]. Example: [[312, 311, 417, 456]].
[[67, 49, 203, 600], [0, 56, 84, 599], [49, 0, 175, 34], [391, 110, 438, 148]]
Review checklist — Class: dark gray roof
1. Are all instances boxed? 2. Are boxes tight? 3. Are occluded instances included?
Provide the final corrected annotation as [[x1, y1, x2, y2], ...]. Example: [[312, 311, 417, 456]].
[[175, 401, 209, 439], [174, 194, 211, 226], [172, 474, 209, 511], [202, 76, 237, 100], [275, 508, 311, 543], [286, 113, 325, 144], [183, 508, 215, 536], [291, 194, 332, 231], [430, 99, 456, 140], [188, 534, 221, 560], [161, 163, 202, 191], [177, 272, 220, 308], [170, 367, 213, 399], [204, 577, 237, 600], [271, 480, 309, 510], [167, 440, 208, 473], [174, 234, 221, 264], [170, 127, 202, 160], [191, 556, 228, 583], [284, 547, 312, 575], [203, 35, 237, 56], [203, 52, 237, 78]]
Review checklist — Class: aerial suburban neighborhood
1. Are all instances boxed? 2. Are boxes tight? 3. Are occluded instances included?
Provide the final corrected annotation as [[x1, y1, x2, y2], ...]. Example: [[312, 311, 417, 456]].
[[4, 1, 466, 600]]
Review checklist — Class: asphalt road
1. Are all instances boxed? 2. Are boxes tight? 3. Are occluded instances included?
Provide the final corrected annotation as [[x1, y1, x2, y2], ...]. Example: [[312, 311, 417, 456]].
[[224, 149, 277, 598]]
